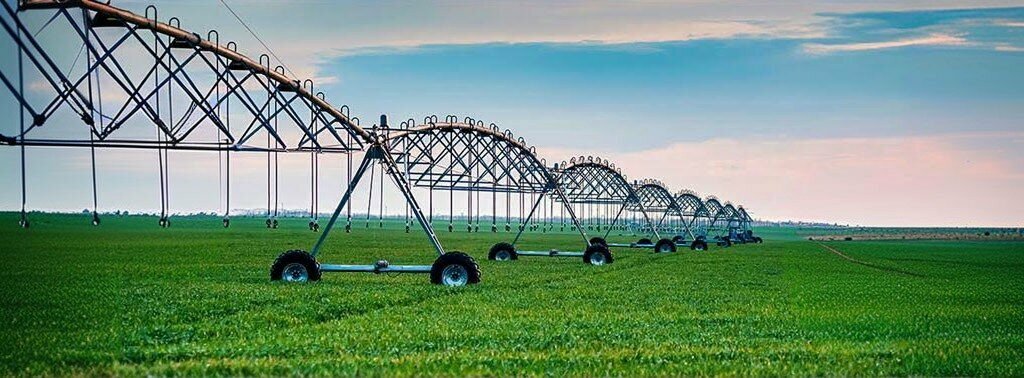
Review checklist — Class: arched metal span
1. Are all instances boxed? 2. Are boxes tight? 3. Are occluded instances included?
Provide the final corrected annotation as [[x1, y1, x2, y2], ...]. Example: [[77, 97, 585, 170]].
[[673, 189, 708, 241], [553, 156, 664, 250], [675, 190, 707, 217], [384, 116, 556, 193], [722, 202, 740, 230], [556, 157, 633, 203], [629, 180, 677, 212], [308, 114, 592, 269], [2, 0, 369, 152], [736, 206, 753, 231], [625, 180, 699, 242], [701, 196, 726, 238]]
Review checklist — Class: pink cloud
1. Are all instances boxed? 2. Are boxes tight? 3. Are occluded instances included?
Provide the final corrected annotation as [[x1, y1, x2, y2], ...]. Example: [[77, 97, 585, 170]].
[[538, 132, 1024, 227], [802, 33, 968, 54]]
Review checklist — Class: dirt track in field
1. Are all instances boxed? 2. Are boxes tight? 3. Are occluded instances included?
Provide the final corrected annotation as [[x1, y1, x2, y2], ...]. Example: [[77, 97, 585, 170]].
[[816, 242, 924, 277], [807, 232, 1023, 242]]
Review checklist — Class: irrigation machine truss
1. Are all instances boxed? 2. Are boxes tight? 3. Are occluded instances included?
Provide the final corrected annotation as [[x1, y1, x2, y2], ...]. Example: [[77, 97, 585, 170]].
[[1, 0, 762, 286]]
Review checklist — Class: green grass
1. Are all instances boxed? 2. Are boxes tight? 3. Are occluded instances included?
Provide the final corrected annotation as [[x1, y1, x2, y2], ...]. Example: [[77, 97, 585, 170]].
[[1, 213, 1023, 376]]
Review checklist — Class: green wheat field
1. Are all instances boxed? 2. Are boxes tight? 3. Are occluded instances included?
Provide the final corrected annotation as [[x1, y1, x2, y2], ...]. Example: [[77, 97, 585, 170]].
[[1, 213, 1022, 376]]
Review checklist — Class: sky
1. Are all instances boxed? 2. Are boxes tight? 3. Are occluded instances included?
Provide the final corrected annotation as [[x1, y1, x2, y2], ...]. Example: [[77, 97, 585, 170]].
[[1, 1, 1023, 227]]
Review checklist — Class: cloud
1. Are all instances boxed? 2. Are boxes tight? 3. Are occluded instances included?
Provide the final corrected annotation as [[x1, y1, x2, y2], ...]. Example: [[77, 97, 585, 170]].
[[994, 44, 1024, 52], [93, 2, 1022, 89], [28, 79, 50, 93], [802, 33, 968, 54], [536, 132, 1024, 227], [995, 20, 1024, 27]]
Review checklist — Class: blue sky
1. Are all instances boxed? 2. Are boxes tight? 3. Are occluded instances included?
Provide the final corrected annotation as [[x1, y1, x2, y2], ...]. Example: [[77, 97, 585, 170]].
[[1, 1, 1023, 226]]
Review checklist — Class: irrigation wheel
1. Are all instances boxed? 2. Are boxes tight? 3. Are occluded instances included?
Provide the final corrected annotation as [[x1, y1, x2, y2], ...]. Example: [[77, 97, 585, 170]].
[[690, 240, 708, 251], [430, 252, 481, 286], [654, 238, 677, 253], [270, 250, 321, 282], [583, 244, 613, 266], [488, 242, 518, 261]]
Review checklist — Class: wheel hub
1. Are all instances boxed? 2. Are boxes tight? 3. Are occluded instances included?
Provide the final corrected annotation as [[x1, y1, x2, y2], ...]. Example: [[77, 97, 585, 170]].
[[496, 250, 511, 261], [441, 264, 469, 286], [282, 263, 309, 282], [590, 253, 606, 266]]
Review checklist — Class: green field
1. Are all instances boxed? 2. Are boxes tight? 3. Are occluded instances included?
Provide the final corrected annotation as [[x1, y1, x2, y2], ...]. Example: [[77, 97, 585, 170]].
[[1, 213, 1022, 376]]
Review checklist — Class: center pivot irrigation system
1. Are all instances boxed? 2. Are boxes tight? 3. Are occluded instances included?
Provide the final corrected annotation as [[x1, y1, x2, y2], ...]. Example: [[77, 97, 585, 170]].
[[1, 0, 762, 286]]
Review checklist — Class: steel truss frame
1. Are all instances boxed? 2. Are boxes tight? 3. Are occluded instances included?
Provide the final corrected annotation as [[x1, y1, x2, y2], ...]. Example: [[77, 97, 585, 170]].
[[727, 204, 760, 244], [623, 179, 696, 246], [552, 157, 671, 253], [2, 0, 367, 152], [1, 0, 368, 227], [670, 189, 714, 249], [383, 117, 597, 263], [699, 196, 737, 246]]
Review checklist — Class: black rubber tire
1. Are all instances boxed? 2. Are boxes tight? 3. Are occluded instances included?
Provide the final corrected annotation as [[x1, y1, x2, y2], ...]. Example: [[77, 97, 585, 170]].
[[222, 218, 230, 228], [92, 214, 101, 226], [488, 242, 518, 261], [266, 219, 272, 228], [272, 219, 279, 229], [654, 238, 677, 253], [589, 237, 607, 248], [583, 244, 613, 265], [270, 250, 321, 282], [637, 238, 653, 245], [754, 237, 763, 243], [430, 252, 481, 285], [672, 235, 685, 244], [690, 240, 708, 251]]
